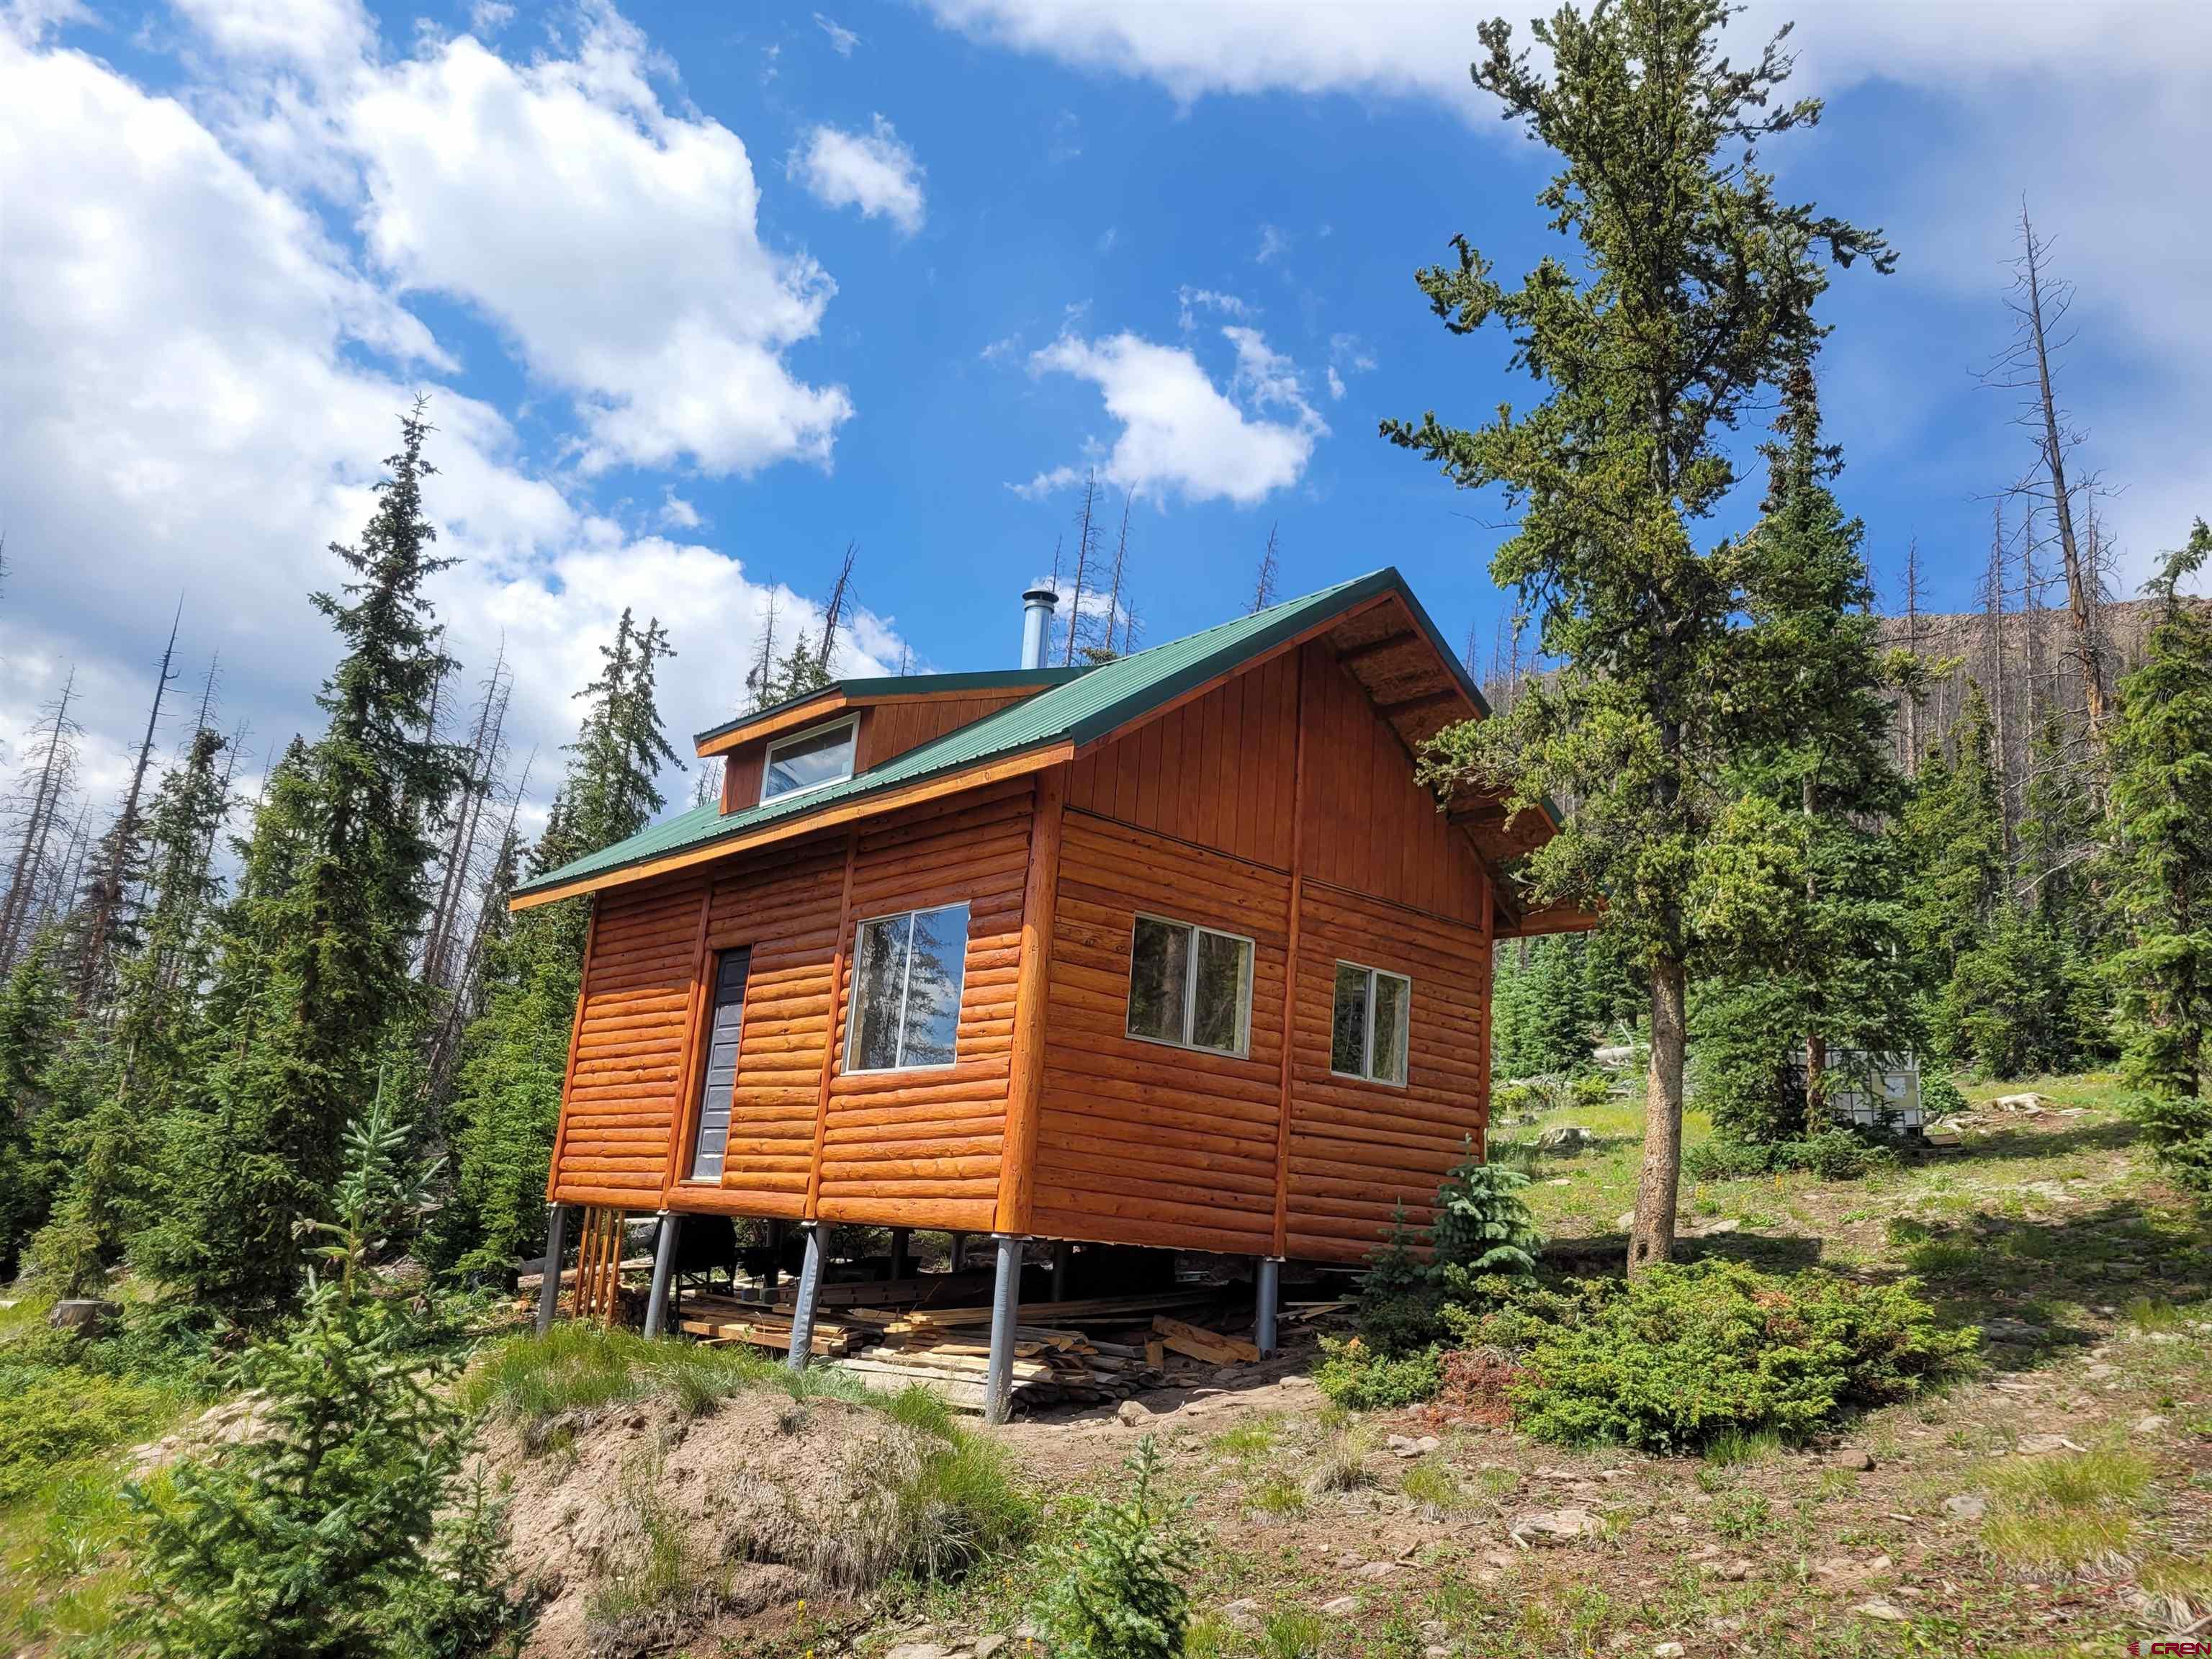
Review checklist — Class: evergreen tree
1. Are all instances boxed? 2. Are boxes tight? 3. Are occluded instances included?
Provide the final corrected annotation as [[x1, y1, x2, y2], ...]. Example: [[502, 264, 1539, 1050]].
[[2107, 521, 2212, 1115], [2018, 706, 2103, 945], [122, 1097, 515, 1658], [141, 408, 460, 1319], [1899, 688, 2008, 983], [436, 613, 679, 1271], [1491, 935, 1598, 1078], [1691, 358, 1920, 1137], [30, 727, 231, 1294], [1388, 0, 1890, 1269], [0, 930, 73, 1277]]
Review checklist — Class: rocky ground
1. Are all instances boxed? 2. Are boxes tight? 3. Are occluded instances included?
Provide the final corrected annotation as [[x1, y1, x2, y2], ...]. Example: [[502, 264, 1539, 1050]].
[[866, 1075, 2211, 1659]]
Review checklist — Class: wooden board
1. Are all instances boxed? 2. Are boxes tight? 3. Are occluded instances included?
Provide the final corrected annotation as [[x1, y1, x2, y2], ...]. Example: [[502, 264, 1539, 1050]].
[[1153, 1316, 1259, 1364]]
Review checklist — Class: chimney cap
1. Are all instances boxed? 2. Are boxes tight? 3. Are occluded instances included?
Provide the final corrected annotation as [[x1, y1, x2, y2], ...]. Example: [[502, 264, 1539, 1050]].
[[1022, 585, 1059, 606]]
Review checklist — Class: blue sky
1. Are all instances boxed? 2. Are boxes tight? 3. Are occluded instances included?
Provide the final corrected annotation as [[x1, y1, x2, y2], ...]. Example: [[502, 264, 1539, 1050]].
[[4, 0, 2206, 822]]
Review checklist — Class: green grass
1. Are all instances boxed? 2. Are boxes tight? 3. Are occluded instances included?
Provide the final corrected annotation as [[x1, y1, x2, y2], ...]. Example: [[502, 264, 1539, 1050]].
[[1709, 1488, 1773, 1541], [1262, 1606, 1328, 1658], [1979, 1440, 2154, 1575], [1399, 1460, 1464, 1518], [1249, 1470, 1309, 1519], [1212, 1415, 1282, 1462], [459, 1321, 791, 1431]]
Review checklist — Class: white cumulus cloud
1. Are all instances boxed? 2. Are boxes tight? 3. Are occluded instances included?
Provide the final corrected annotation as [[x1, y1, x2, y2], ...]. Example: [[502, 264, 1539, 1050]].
[[1024, 328, 1324, 505], [349, 22, 852, 477], [788, 114, 927, 236], [0, 18, 897, 824]]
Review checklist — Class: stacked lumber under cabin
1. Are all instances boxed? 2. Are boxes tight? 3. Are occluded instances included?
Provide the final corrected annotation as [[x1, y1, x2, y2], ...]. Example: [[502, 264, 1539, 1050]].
[[678, 1276, 1273, 1414]]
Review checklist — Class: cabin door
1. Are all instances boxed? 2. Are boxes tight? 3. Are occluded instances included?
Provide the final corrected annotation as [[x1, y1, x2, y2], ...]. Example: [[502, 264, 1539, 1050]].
[[687, 948, 750, 1182]]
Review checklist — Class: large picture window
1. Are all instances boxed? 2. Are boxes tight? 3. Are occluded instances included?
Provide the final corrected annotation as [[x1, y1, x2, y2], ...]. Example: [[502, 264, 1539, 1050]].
[[1126, 914, 1254, 1058], [1331, 961, 1410, 1085], [762, 717, 856, 802], [846, 902, 970, 1072]]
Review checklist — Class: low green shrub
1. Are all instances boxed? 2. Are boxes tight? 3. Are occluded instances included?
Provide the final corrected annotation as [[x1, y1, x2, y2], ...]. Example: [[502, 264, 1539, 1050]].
[[1682, 1129, 1894, 1183], [0, 1365, 179, 1506], [2129, 1093, 2212, 1200], [1511, 1259, 1976, 1454], [1569, 1071, 1614, 1109], [117, 1104, 522, 1659], [1919, 1072, 1966, 1120], [1038, 1437, 1192, 1659], [1313, 1337, 1444, 1410], [1430, 1157, 1542, 1290]]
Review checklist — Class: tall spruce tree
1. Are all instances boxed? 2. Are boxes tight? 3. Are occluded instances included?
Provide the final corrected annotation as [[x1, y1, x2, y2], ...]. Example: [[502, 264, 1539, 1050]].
[[2107, 521, 2212, 1127], [0, 930, 73, 1277], [141, 407, 460, 1318], [1689, 358, 1920, 1137], [30, 727, 232, 1295], [1388, 0, 1890, 1269], [436, 612, 679, 1271]]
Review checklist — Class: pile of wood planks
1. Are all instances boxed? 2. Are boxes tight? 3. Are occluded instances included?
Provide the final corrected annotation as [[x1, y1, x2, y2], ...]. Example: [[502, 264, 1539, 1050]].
[[675, 1281, 1263, 1414]]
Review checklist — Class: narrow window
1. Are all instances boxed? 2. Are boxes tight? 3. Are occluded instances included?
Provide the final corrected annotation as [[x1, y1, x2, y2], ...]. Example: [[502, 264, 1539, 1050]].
[[1125, 914, 1253, 1058], [688, 949, 750, 1180], [1331, 961, 1411, 1085], [845, 903, 971, 1072], [762, 717, 857, 802]]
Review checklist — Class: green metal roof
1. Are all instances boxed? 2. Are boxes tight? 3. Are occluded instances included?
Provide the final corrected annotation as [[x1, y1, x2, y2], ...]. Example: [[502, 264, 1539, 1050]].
[[514, 567, 1487, 900], [691, 666, 1093, 752]]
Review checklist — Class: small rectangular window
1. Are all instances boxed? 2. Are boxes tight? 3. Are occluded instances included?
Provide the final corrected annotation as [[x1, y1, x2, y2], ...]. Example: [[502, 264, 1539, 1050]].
[[1125, 914, 1252, 1058], [762, 718, 856, 801], [1331, 961, 1411, 1085], [845, 902, 970, 1072]]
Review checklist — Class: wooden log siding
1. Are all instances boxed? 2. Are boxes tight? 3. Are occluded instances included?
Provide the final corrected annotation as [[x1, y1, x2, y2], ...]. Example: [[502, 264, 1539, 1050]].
[[816, 779, 1035, 1230], [1065, 648, 1300, 871], [549, 609, 1506, 1262], [1030, 811, 1293, 1256], [552, 873, 711, 1207], [1296, 642, 1489, 925], [691, 835, 850, 1216], [1283, 883, 1492, 1260]]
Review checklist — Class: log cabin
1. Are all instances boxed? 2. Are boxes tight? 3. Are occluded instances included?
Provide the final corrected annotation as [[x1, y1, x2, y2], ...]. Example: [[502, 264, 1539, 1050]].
[[511, 567, 1593, 1417]]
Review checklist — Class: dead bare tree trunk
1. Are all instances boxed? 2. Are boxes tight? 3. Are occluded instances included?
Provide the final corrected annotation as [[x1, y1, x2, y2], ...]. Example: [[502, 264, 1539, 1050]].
[[814, 542, 857, 676], [2008, 203, 2108, 743], [1061, 471, 1102, 667], [1984, 508, 2015, 865], [1093, 493, 1133, 659], [76, 606, 183, 1010], [0, 671, 81, 971], [1900, 539, 1925, 775], [1250, 523, 1280, 615]]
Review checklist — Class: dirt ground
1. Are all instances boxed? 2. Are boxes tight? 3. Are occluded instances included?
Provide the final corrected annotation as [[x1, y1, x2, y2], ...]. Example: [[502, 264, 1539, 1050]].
[[898, 1078, 2212, 1659]]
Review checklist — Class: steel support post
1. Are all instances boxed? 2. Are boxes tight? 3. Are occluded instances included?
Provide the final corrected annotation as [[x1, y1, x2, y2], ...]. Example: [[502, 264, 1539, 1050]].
[[643, 1212, 681, 1339], [984, 1234, 1025, 1425], [1255, 1256, 1281, 1357], [534, 1204, 570, 1335], [785, 1223, 824, 1374]]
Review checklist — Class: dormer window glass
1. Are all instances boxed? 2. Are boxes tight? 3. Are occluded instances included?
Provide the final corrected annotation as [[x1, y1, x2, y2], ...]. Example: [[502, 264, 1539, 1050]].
[[762, 717, 857, 802]]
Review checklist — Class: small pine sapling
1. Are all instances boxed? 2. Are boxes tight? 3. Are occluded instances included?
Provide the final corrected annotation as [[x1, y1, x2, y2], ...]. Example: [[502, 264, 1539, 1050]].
[[121, 1087, 518, 1659], [1038, 1436, 1194, 1659], [1429, 1147, 1542, 1305], [1352, 1207, 1442, 1355]]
